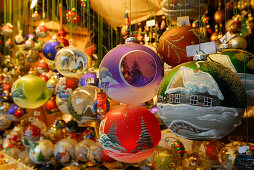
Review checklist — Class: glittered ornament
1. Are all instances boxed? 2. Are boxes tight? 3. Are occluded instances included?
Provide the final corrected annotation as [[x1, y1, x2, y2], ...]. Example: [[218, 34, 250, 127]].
[[67, 85, 98, 123], [29, 139, 54, 164], [218, 146, 237, 169], [157, 60, 246, 140], [55, 46, 88, 78], [36, 22, 49, 38], [55, 77, 79, 114], [157, 25, 199, 66], [99, 41, 163, 104], [75, 138, 95, 162], [171, 140, 185, 157], [11, 74, 52, 109], [46, 97, 59, 115], [99, 105, 161, 163], [79, 68, 99, 87], [66, 8, 81, 24], [2, 23, 13, 36], [26, 49, 39, 63], [54, 138, 77, 165], [5, 39, 14, 51], [43, 40, 64, 60], [14, 108, 24, 118], [32, 11, 41, 21], [48, 60, 58, 72]]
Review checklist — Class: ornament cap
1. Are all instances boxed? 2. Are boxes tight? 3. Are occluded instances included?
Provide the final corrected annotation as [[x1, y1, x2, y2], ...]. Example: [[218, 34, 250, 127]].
[[193, 54, 207, 61]]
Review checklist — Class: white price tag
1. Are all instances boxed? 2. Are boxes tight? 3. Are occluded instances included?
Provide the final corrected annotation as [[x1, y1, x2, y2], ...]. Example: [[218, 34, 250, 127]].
[[177, 16, 190, 26], [220, 32, 234, 43], [186, 41, 216, 57], [146, 19, 156, 27], [238, 146, 249, 154], [34, 111, 40, 116]]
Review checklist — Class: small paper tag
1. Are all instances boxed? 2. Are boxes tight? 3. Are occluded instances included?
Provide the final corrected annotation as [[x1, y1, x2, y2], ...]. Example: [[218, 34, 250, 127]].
[[239, 146, 249, 154], [146, 19, 156, 27], [220, 32, 234, 43], [177, 16, 190, 26], [28, 117, 36, 122], [186, 41, 216, 57], [34, 111, 40, 116]]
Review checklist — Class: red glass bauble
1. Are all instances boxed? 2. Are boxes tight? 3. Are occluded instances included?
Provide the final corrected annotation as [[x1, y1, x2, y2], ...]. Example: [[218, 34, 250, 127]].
[[24, 125, 41, 141], [14, 108, 24, 118], [157, 25, 199, 66], [40, 75, 49, 82], [46, 97, 59, 115], [99, 105, 161, 163]]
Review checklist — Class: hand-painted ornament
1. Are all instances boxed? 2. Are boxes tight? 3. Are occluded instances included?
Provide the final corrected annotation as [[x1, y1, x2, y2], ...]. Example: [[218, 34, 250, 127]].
[[36, 22, 49, 38], [24, 38, 35, 49], [26, 49, 39, 63], [43, 40, 64, 60], [160, 0, 208, 20], [157, 25, 199, 66], [54, 138, 77, 165], [94, 88, 110, 122], [37, 60, 49, 74], [182, 151, 211, 169], [67, 85, 98, 123], [14, 34, 25, 45], [99, 41, 163, 104], [99, 105, 161, 163], [55, 46, 88, 78], [66, 120, 78, 132], [208, 49, 254, 105], [79, 68, 99, 87], [32, 11, 41, 21], [2, 23, 13, 36], [171, 140, 185, 157], [5, 39, 14, 51], [55, 77, 79, 114], [34, 40, 45, 52], [66, 8, 80, 24], [46, 97, 59, 114], [75, 138, 95, 162], [11, 75, 52, 109], [152, 147, 178, 169], [24, 125, 41, 141], [29, 139, 54, 164], [157, 60, 246, 140], [46, 76, 58, 92]]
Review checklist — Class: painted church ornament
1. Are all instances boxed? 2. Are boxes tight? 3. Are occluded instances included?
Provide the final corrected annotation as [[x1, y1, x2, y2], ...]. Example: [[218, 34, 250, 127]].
[[99, 41, 163, 104], [157, 60, 246, 140], [157, 25, 200, 66], [99, 105, 161, 163], [11, 74, 52, 109], [55, 46, 88, 78], [208, 49, 254, 105]]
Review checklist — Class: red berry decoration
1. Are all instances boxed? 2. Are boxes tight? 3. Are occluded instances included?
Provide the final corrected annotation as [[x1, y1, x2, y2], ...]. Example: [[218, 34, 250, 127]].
[[171, 140, 185, 157], [99, 105, 161, 163]]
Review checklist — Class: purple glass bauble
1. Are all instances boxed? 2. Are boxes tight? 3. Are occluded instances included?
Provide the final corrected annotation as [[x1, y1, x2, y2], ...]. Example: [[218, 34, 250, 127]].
[[43, 40, 64, 60], [79, 69, 99, 87], [27, 33, 37, 41], [99, 42, 164, 104], [7, 103, 18, 115]]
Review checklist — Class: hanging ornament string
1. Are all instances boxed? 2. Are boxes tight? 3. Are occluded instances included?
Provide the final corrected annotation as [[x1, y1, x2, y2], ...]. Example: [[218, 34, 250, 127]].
[[185, 0, 187, 16], [224, 0, 227, 42], [9, 0, 12, 25], [42, 0, 45, 22]]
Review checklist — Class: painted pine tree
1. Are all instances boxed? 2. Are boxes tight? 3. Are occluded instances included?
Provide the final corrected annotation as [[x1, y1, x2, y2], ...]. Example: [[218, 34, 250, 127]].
[[131, 117, 153, 153], [37, 151, 46, 162], [107, 122, 120, 144]]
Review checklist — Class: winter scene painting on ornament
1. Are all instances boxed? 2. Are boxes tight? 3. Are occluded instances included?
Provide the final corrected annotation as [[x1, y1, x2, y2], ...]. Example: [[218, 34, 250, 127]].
[[157, 61, 246, 140]]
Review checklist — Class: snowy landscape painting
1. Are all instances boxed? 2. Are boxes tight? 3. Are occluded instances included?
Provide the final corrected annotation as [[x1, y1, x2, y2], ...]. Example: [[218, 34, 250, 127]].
[[120, 52, 156, 87]]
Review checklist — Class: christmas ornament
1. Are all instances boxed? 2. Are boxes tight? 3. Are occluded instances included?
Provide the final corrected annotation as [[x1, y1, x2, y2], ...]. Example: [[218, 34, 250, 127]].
[[5, 148, 21, 159], [94, 88, 110, 122], [32, 11, 40, 21], [37, 60, 49, 74], [24, 38, 35, 49], [54, 138, 77, 165], [11, 74, 52, 109], [75, 138, 95, 162], [157, 25, 199, 66], [46, 76, 58, 92], [171, 140, 185, 157], [40, 74, 49, 82], [67, 85, 98, 123], [36, 22, 49, 38], [56, 119, 66, 129], [14, 34, 25, 45], [46, 97, 59, 114], [100, 147, 115, 163], [27, 33, 36, 41], [66, 8, 81, 24], [21, 137, 35, 148], [99, 41, 163, 104], [79, 68, 99, 87], [54, 46, 88, 78], [5, 39, 14, 51], [160, 0, 208, 20], [157, 60, 246, 140], [26, 49, 38, 63], [182, 151, 211, 169], [208, 49, 254, 105], [0, 115, 11, 131], [152, 147, 178, 170], [34, 40, 45, 52], [43, 39, 64, 60], [14, 108, 24, 118], [228, 34, 248, 49], [55, 77, 79, 114], [29, 139, 54, 164], [23, 125, 41, 141], [99, 105, 161, 163], [66, 120, 78, 132], [229, 20, 242, 34], [2, 23, 13, 36], [57, 37, 69, 47], [214, 10, 225, 24], [121, 11, 130, 39], [205, 141, 223, 161], [48, 60, 58, 72], [18, 150, 35, 166], [87, 142, 102, 164]]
